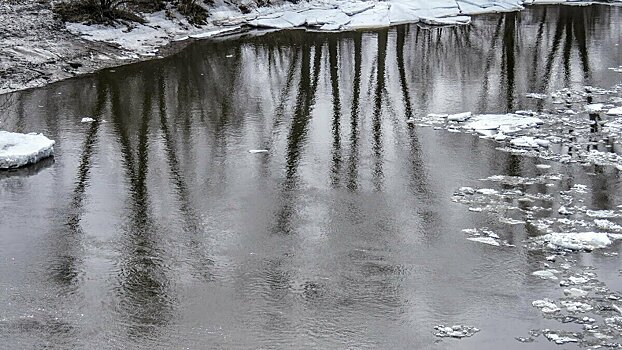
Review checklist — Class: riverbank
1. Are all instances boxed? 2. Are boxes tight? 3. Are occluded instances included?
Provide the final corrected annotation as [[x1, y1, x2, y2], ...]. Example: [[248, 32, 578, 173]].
[[1, 0, 620, 96]]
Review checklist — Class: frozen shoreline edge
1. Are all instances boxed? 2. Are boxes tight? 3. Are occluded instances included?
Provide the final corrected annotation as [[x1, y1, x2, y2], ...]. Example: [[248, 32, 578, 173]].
[[1, 0, 620, 97]]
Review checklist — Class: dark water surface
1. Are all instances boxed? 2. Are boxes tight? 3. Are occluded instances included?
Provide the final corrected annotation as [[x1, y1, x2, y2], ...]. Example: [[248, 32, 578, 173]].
[[1, 5, 622, 349]]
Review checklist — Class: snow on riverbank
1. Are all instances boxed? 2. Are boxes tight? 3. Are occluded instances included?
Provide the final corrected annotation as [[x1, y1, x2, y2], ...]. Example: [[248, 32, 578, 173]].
[[0, 131, 55, 169], [65, 0, 622, 59]]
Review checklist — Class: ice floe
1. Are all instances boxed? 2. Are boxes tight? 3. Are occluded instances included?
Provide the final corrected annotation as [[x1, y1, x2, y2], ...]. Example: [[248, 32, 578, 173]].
[[462, 114, 543, 135], [0, 131, 55, 169], [607, 107, 622, 116], [434, 324, 480, 338], [541, 232, 612, 251], [533, 299, 561, 313], [532, 269, 560, 280], [564, 288, 589, 298], [248, 149, 269, 153]]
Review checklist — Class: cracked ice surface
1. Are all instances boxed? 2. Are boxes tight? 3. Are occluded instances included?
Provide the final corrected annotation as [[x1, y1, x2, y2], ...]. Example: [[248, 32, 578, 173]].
[[0, 131, 55, 169]]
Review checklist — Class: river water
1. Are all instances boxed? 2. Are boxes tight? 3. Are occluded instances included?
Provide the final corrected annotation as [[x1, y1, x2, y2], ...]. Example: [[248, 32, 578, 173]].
[[1, 4, 622, 349]]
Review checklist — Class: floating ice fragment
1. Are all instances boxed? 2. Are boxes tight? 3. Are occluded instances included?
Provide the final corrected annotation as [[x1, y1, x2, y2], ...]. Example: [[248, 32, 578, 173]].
[[467, 236, 500, 246], [248, 149, 269, 154], [606, 107, 622, 116], [558, 206, 573, 215], [510, 136, 549, 148], [447, 112, 472, 122], [526, 93, 548, 99], [463, 114, 543, 133], [536, 164, 551, 169], [532, 270, 559, 280], [434, 324, 480, 338], [594, 219, 622, 232], [564, 288, 589, 298], [561, 301, 593, 313], [586, 210, 618, 218], [81, 117, 95, 123], [543, 231, 612, 250], [544, 332, 579, 344], [457, 186, 475, 195], [585, 104, 605, 113], [532, 299, 561, 313], [476, 188, 498, 195], [499, 217, 525, 225], [569, 276, 589, 285], [0, 131, 56, 169]]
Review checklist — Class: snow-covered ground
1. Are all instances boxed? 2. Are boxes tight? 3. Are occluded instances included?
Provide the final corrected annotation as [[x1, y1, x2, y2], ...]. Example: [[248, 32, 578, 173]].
[[66, 0, 622, 57]]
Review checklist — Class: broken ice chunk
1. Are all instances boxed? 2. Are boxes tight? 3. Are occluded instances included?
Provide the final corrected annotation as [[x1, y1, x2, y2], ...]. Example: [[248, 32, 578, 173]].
[[594, 219, 622, 232], [586, 210, 618, 218], [542, 231, 612, 251], [447, 112, 472, 122], [81, 117, 95, 123], [585, 103, 605, 113], [248, 149, 269, 154], [532, 299, 561, 313], [0, 131, 56, 169], [606, 107, 622, 116], [532, 270, 559, 280], [434, 324, 480, 338], [467, 236, 500, 246], [526, 93, 548, 99], [510, 136, 549, 148], [563, 288, 589, 298], [543, 332, 579, 344], [561, 301, 593, 313]]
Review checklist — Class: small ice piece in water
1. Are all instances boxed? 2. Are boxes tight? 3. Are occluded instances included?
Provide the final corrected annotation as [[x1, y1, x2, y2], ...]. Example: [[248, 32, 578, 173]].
[[467, 236, 500, 246], [532, 270, 559, 280], [564, 288, 589, 298], [586, 210, 618, 218], [434, 324, 480, 338], [406, 117, 415, 124], [594, 219, 622, 232], [499, 217, 525, 225], [536, 164, 551, 169], [248, 149, 269, 154], [526, 93, 548, 99], [569, 276, 589, 285], [494, 132, 507, 141], [81, 117, 95, 123], [532, 299, 561, 313], [447, 112, 472, 122], [476, 188, 498, 195], [457, 187, 475, 195], [558, 206, 573, 215], [510, 136, 548, 148], [0, 131, 56, 169], [463, 114, 543, 133], [585, 104, 604, 113], [561, 301, 593, 313], [544, 332, 579, 344], [606, 107, 622, 116], [542, 231, 612, 250]]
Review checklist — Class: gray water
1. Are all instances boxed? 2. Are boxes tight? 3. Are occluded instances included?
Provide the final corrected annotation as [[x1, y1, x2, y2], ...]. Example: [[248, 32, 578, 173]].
[[1, 5, 622, 349]]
